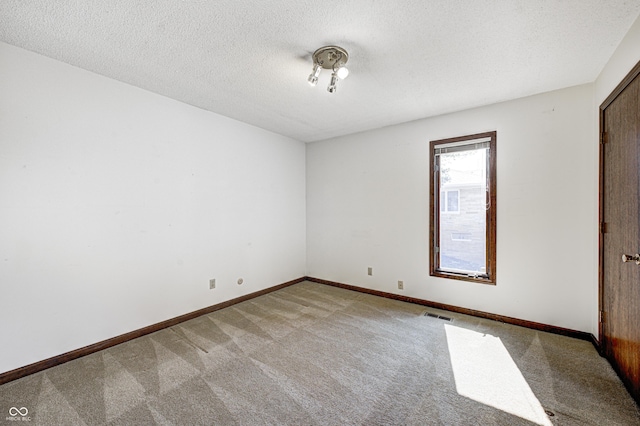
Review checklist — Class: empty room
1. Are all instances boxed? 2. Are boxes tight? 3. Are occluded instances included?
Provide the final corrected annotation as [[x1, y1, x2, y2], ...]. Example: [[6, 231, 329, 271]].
[[1, 1, 640, 425]]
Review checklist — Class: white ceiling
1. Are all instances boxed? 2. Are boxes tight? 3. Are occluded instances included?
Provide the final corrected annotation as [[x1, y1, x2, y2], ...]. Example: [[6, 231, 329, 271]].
[[1, 1, 639, 142]]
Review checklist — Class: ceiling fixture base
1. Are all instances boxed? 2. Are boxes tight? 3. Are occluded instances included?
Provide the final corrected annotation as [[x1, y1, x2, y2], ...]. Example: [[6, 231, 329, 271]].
[[311, 46, 349, 70]]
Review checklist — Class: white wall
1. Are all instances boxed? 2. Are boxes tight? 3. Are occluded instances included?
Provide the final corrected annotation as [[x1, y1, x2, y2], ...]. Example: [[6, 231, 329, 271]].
[[589, 14, 640, 334], [0, 42, 306, 375], [3, 13, 639, 376], [307, 83, 598, 333], [595, 14, 640, 105]]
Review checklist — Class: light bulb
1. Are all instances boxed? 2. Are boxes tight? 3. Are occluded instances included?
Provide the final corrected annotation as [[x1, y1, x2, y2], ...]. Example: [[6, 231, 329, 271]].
[[327, 72, 338, 93], [336, 66, 349, 79], [308, 64, 321, 86]]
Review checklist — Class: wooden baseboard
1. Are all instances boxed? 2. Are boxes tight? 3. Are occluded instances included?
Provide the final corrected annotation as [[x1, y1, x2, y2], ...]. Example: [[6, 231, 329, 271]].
[[591, 334, 603, 355], [1, 276, 599, 386], [0, 277, 305, 386], [305, 276, 597, 344]]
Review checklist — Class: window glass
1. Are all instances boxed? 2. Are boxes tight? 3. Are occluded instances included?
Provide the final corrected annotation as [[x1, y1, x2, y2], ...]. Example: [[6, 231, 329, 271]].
[[430, 132, 496, 284]]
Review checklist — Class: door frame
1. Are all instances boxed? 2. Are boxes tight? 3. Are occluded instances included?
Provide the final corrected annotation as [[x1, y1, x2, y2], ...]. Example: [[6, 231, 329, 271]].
[[598, 59, 640, 403]]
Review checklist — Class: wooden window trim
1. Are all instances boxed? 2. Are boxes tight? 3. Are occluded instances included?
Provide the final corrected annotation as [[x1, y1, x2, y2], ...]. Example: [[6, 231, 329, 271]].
[[429, 131, 497, 285]]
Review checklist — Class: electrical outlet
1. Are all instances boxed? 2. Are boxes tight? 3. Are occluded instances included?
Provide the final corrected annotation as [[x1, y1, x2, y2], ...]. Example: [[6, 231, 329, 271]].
[[368, 267, 373, 276], [237, 278, 244, 285], [209, 279, 216, 289], [398, 280, 404, 290]]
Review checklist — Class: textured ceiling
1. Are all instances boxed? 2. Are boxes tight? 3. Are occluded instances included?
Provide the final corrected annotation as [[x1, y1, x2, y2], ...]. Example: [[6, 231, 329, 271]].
[[1, 1, 639, 142]]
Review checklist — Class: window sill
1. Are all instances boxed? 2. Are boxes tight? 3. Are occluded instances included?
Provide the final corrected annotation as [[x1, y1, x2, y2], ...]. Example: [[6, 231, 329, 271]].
[[431, 270, 496, 285]]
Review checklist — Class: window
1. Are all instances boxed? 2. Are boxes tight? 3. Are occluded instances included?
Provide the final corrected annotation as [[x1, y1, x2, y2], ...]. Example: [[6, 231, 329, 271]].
[[430, 131, 496, 284], [440, 190, 460, 213]]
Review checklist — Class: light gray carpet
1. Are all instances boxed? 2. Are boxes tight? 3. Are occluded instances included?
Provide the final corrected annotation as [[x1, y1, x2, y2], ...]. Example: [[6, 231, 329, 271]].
[[1, 281, 639, 425]]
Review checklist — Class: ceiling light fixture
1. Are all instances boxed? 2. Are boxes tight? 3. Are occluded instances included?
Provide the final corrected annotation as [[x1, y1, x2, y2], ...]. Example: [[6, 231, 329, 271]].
[[307, 46, 349, 93]]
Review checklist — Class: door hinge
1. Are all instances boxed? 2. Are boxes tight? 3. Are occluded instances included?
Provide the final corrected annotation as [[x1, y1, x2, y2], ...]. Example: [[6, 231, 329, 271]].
[[600, 222, 608, 233], [600, 132, 608, 144], [600, 311, 606, 323]]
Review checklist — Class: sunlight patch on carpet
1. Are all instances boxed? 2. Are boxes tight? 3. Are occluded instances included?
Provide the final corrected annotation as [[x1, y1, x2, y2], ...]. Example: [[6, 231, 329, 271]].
[[445, 324, 552, 426]]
